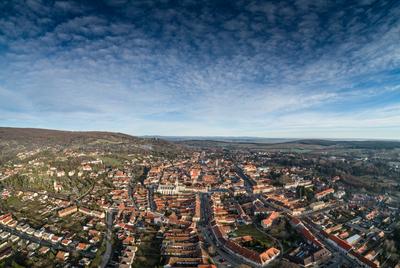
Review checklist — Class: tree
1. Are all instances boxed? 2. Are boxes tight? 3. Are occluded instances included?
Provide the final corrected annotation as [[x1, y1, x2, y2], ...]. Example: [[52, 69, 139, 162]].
[[208, 245, 216, 256]]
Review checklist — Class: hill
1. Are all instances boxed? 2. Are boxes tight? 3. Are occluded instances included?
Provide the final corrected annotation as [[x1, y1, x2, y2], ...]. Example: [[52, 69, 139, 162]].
[[0, 127, 184, 158]]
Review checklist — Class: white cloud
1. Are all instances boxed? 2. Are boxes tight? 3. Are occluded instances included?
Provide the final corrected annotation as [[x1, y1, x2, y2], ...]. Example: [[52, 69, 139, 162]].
[[0, 0, 399, 138]]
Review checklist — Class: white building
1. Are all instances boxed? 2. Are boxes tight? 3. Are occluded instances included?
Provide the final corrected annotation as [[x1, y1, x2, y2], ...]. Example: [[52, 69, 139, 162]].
[[156, 180, 185, 195]]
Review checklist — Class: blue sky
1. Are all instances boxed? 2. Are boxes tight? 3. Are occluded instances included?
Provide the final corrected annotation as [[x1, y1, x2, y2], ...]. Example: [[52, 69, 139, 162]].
[[1, 0, 400, 139]]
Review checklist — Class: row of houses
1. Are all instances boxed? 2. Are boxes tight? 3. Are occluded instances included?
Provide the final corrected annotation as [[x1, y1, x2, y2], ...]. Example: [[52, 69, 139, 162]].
[[57, 205, 105, 218]]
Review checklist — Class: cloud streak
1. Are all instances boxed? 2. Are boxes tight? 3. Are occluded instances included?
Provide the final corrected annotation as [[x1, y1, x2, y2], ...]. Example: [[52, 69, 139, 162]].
[[0, 0, 400, 138]]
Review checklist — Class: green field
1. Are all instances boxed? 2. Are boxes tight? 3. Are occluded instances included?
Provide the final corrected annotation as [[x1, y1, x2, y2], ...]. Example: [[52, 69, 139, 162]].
[[231, 224, 275, 251], [99, 156, 125, 167]]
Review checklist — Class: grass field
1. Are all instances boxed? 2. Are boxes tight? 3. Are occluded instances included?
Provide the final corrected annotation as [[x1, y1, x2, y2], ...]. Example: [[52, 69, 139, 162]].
[[0, 197, 43, 226], [232, 224, 274, 249], [1, 196, 24, 210], [99, 156, 124, 167]]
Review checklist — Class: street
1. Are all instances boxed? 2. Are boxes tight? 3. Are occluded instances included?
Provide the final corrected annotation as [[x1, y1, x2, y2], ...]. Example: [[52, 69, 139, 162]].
[[100, 209, 115, 268], [199, 193, 243, 267], [0, 223, 95, 258]]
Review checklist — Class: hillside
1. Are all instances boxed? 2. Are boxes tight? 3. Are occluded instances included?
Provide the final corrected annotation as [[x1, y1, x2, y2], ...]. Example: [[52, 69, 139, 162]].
[[0, 127, 185, 159]]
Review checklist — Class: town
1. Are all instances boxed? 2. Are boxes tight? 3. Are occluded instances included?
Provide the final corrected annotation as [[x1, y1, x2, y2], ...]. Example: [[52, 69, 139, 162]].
[[1, 0, 400, 266], [0, 139, 399, 268]]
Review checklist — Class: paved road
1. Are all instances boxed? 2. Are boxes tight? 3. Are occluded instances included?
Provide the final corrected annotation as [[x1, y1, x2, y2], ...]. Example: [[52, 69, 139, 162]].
[[128, 179, 140, 211], [235, 165, 255, 193], [257, 194, 292, 214], [199, 194, 242, 267], [200, 225, 241, 267], [147, 185, 156, 211], [76, 180, 95, 202], [100, 209, 115, 268]]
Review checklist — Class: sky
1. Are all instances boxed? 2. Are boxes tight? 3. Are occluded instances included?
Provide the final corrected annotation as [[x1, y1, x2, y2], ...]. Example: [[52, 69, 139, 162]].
[[1, 0, 400, 139]]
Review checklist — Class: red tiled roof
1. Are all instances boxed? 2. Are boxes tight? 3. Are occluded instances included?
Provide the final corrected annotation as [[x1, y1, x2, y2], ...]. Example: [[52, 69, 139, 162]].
[[329, 234, 352, 251], [316, 188, 334, 198], [262, 211, 279, 227], [289, 216, 301, 226], [56, 251, 67, 261], [260, 247, 280, 262], [349, 250, 379, 268], [77, 243, 87, 250]]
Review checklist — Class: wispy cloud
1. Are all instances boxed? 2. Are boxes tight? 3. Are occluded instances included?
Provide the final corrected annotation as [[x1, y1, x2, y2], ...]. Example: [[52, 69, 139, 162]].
[[0, 0, 399, 138]]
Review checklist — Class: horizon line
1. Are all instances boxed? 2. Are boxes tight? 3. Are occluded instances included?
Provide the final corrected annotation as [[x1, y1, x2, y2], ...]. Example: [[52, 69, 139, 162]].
[[1, 126, 399, 142]]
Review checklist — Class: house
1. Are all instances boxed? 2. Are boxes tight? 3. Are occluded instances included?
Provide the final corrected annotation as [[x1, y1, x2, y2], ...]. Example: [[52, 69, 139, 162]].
[[190, 168, 201, 181], [77, 243, 89, 251], [310, 201, 326, 211], [315, 188, 335, 200], [61, 239, 72, 246], [56, 171, 65, 177], [55, 251, 69, 262], [261, 211, 280, 229], [58, 205, 78, 217], [39, 247, 50, 255], [321, 230, 353, 253], [82, 165, 92, 171], [51, 235, 62, 243], [53, 181, 63, 192]]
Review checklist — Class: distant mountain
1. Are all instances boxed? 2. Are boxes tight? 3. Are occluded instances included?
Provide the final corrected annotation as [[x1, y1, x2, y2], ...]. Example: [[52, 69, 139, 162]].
[[173, 137, 400, 150], [290, 139, 400, 149], [145, 136, 295, 144], [2, 128, 399, 156], [0, 127, 184, 155]]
